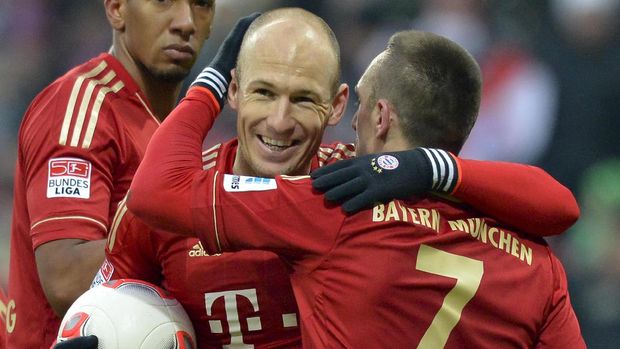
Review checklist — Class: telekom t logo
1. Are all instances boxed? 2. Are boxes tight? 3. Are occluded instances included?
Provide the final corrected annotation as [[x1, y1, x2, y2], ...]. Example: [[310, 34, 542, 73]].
[[205, 289, 262, 348]]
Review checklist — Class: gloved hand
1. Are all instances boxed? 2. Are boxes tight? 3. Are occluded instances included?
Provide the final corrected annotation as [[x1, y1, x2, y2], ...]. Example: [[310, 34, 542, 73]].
[[190, 12, 261, 109], [311, 148, 459, 213], [52, 335, 98, 349]]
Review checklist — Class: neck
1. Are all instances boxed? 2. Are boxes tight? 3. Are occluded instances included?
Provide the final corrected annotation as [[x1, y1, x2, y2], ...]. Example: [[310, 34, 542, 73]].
[[138, 75, 182, 121], [378, 129, 413, 153], [109, 45, 182, 121]]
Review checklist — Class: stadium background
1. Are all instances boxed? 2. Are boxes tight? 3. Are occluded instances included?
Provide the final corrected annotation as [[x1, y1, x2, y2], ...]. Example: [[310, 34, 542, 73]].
[[1, 0, 619, 347]]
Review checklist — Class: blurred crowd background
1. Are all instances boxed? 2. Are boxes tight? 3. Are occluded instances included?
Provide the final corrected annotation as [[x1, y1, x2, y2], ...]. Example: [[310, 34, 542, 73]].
[[1, 0, 619, 347]]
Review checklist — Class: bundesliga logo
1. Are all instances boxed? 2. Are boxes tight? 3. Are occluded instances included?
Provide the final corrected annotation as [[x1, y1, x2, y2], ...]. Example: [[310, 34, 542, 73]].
[[47, 158, 92, 199]]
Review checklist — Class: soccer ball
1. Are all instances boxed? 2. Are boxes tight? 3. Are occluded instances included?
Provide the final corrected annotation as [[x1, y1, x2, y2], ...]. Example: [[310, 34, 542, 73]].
[[57, 279, 196, 349]]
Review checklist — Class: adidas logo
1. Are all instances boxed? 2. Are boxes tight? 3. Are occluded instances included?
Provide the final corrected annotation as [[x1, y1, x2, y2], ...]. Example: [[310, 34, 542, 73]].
[[189, 241, 220, 257]]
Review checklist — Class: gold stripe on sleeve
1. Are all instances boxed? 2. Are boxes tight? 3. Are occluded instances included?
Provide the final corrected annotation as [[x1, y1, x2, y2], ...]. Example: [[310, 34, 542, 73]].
[[70, 70, 116, 147], [59, 61, 108, 145], [107, 197, 129, 252], [31, 215, 108, 232], [81, 80, 124, 149]]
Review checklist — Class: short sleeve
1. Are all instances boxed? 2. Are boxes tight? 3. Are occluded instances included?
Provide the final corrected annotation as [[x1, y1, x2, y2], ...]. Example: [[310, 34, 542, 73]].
[[22, 83, 122, 248]]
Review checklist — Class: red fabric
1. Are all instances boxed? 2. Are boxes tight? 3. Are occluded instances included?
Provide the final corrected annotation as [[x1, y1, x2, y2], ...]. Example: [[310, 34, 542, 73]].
[[129, 87, 220, 234], [7, 53, 158, 348], [196, 172, 585, 348], [102, 196, 301, 348], [453, 159, 579, 235]]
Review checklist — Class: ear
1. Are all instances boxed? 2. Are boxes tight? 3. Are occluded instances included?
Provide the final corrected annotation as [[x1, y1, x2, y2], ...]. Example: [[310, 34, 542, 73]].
[[227, 69, 240, 111], [326, 83, 350, 126], [104, 0, 126, 31], [375, 99, 392, 140]]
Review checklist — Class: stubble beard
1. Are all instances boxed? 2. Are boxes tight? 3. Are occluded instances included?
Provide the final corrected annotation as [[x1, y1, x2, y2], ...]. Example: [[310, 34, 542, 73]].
[[137, 60, 190, 84]]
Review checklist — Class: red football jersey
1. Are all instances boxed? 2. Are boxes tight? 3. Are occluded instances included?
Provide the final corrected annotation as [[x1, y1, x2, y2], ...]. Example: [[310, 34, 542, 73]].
[[195, 172, 585, 348], [124, 85, 583, 348], [99, 139, 354, 348], [130, 87, 579, 242], [7, 53, 159, 348]]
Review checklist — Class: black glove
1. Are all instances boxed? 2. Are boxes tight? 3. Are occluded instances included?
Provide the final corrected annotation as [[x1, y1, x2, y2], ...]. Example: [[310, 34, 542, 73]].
[[190, 12, 261, 109], [311, 148, 459, 213], [53, 335, 98, 349]]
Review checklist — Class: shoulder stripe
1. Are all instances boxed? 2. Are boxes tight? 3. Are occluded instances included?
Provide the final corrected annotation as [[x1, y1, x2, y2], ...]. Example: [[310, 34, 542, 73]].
[[81, 80, 124, 149], [202, 143, 221, 169], [202, 151, 218, 163], [202, 143, 222, 156], [317, 143, 356, 166], [70, 70, 117, 147], [59, 61, 108, 145], [107, 196, 129, 252], [31, 215, 107, 232], [319, 146, 335, 156]]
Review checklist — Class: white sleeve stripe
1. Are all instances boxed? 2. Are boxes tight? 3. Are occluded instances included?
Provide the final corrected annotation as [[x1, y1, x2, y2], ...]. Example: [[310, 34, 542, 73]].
[[431, 149, 449, 190], [194, 79, 224, 98], [195, 71, 228, 92], [422, 148, 456, 192], [420, 148, 439, 189], [436, 149, 455, 192], [205, 67, 227, 85]]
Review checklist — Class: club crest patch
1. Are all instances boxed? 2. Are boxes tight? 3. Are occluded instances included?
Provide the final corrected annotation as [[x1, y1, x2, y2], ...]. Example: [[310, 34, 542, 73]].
[[376, 155, 399, 170], [47, 157, 91, 199], [223, 174, 277, 192]]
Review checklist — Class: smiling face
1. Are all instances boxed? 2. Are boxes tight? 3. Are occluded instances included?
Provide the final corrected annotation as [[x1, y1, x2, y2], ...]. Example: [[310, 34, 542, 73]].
[[114, 0, 215, 82], [229, 17, 348, 177]]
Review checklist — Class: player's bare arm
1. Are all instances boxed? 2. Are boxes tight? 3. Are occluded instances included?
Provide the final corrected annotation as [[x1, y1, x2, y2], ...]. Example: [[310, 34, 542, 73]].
[[36, 239, 106, 316]]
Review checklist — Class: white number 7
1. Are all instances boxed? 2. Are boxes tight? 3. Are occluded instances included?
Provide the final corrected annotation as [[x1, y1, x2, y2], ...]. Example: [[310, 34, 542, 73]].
[[416, 244, 484, 349]]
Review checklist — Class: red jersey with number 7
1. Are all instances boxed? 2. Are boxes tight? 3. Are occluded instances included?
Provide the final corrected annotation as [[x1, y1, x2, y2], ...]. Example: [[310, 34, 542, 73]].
[[194, 171, 585, 349]]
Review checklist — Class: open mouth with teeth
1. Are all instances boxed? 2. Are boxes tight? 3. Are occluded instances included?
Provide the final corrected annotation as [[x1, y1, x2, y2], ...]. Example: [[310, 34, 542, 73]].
[[259, 135, 300, 151]]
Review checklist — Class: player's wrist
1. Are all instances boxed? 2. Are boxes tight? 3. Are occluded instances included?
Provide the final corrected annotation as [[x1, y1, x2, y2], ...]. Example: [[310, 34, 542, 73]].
[[417, 148, 459, 194], [190, 67, 229, 109]]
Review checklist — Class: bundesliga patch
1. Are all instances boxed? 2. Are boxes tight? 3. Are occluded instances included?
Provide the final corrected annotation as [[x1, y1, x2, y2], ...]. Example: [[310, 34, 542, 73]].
[[223, 174, 277, 192], [47, 157, 92, 199]]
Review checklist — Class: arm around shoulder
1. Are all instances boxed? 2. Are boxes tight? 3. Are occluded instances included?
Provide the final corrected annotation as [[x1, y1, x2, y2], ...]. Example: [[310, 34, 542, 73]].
[[453, 159, 579, 236]]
